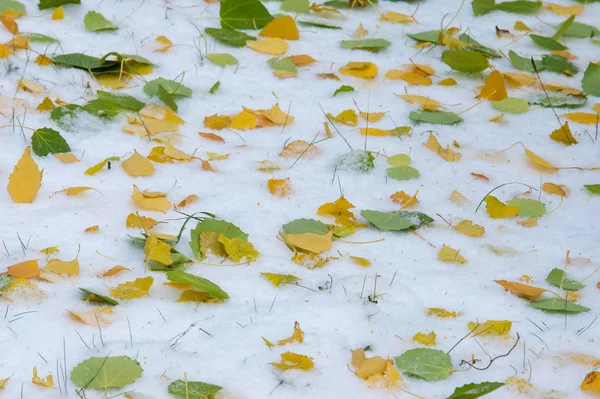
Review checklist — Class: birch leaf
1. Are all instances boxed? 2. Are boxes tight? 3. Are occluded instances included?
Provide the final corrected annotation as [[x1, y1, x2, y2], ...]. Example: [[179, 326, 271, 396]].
[[7, 147, 43, 203]]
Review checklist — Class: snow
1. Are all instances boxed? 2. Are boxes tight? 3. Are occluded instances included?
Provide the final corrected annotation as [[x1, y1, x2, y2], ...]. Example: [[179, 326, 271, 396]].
[[1, 0, 600, 398]]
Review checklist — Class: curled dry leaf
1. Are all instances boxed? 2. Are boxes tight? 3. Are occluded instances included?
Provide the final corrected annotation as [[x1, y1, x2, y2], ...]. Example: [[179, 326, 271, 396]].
[[494, 280, 547, 299]]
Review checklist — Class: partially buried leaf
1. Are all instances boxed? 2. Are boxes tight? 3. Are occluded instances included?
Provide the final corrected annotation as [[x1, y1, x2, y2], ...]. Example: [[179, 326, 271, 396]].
[[485, 196, 519, 219], [168, 380, 222, 399], [581, 372, 600, 392], [585, 184, 600, 195], [479, 70, 507, 101], [45, 255, 79, 276], [318, 196, 356, 220], [454, 220, 485, 237], [542, 182, 566, 196], [340, 38, 390, 52], [413, 331, 436, 346], [438, 245, 467, 264], [529, 34, 566, 51], [144, 234, 173, 266], [387, 166, 420, 180], [563, 112, 599, 125], [491, 97, 529, 113], [282, 218, 330, 235], [468, 320, 511, 336], [506, 198, 546, 218], [205, 27, 256, 47], [281, 0, 309, 12], [361, 210, 433, 231], [261, 272, 300, 287], [394, 348, 452, 381], [333, 85, 354, 96], [84, 156, 120, 175], [447, 381, 505, 399], [283, 230, 333, 254], [280, 140, 321, 158], [350, 256, 371, 267], [7, 260, 40, 278], [84, 11, 117, 32], [339, 61, 378, 79], [247, 38, 288, 55], [546, 268, 584, 291], [109, 276, 153, 300], [494, 280, 547, 299], [427, 308, 462, 318], [32, 367, 53, 388], [144, 78, 192, 98], [530, 298, 589, 313], [271, 352, 314, 371], [7, 147, 43, 203], [206, 53, 238, 67], [582, 63, 600, 97], [277, 321, 304, 345], [70, 356, 143, 390], [79, 288, 118, 306], [390, 191, 418, 207], [409, 110, 463, 125], [167, 269, 229, 300]]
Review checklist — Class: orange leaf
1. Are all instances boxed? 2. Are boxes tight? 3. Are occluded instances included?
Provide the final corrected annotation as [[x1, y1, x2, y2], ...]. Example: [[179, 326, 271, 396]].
[[268, 178, 292, 197], [7, 260, 40, 278], [199, 132, 225, 142], [494, 280, 547, 299]]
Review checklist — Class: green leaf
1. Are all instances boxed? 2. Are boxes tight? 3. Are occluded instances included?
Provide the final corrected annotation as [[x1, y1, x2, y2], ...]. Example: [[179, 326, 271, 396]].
[[158, 85, 178, 112], [0, 273, 12, 291], [31, 127, 70, 157], [553, 15, 574, 40], [84, 11, 117, 31], [21, 32, 59, 43], [582, 63, 600, 97], [281, 0, 309, 13], [407, 29, 441, 43], [546, 268, 584, 291], [97, 91, 145, 111], [526, 93, 586, 108], [206, 53, 239, 67], [491, 97, 529, 114], [297, 20, 342, 29], [209, 81, 221, 94], [282, 219, 330, 235], [540, 54, 577, 75], [267, 57, 297, 73], [79, 288, 119, 306], [529, 34, 566, 51], [585, 184, 600, 194], [220, 0, 273, 30], [168, 379, 222, 399], [563, 21, 600, 38], [409, 110, 463, 125], [205, 27, 256, 47], [144, 78, 192, 98], [495, 1, 541, 14], [333, 85, 354, 96], [441, 50, 489, 73], [70, 356, 143, 390], [340, 38, 391, 52], [472, 0, 496, 16], [505, 198, 546, 218], [387, 153, 411, 166], [387, 166, 420, 181], [120, 53, 153, 65], [38, 0, 79, 10], [508, 50, 539, 73], [336, 150, 375, 173], [530, 298, 589, 313], [53, 53, 109, 70], [361, 210, 433, 232], [447, 382, 505, 399], [166, 270, 229, 300], [190, 219, 248, 260], [82, 99, 120, 119], [458, 33, 501, 58], [0, 0, 25, 14], [395, 348, 453, 381]]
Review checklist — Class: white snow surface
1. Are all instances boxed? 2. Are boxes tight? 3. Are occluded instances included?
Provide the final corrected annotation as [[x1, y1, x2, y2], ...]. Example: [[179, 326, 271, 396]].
[[1, 0, 600, 398]]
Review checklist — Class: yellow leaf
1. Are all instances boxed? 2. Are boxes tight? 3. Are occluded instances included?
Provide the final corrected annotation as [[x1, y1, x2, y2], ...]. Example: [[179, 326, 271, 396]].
[[517, 218, 538, 228], [390, 191, 419, 207], [125, 213, 159, 230], [478, 70, 507, 101], [542, 182, 566, 197], [468, 320, 512, 336], [51, 5, 64, 19], [489, 113, 505, 124], [454, 220, 485, 237], [426, 308, 462, 318], [7, 147, 42, 203], [351, 348, 366, 369], [263, 337, 275, 348], [154, 35, 172, 52], [4, 36, 28, 50], [259, 16, 299, 40], [109, 276, 154, 300], [139, 104, 184, 124], [424, 132, 461, 162], [54, 153, 79, 163], [380, 11, 414, 23], [494, 280, 547, 300], [355, 356, 387, 379], [359, 127, 392, 136], [176, 194, 199, 209], [32, 367, 53, 388], [288, 54, 316, 66], [40, 246, 59, 255], [199, 132, 225, 143], [318, 196, 356, 219], [291, 253, 336, 268], [514, 21, 530, 31], [523, 146, 558, 171], [177, 290, 215, 303], [280, 140, 321, 158], [0, 376, 9, 390], [359, 111, 385, 122], [201, 160, 216, 172], [132, 185, 171, 212], [162, 143, 192, 162], [3, 278, 46, 302], [271, 352, 314, 371], [581, 371, 600, 391], [549, 122, 577, 145], [230, 110, 257, 130], [7, 259, 40, 278], [84, 225, 99, 233], [100, 265, 131, 277], [551, 50, 577, 60], [503, 72, 536, 87], [353, 23, 368, 38], [36, 96, 54, 111], [19, 78, 45, 93], [261, 272, 300, 287], [207, 152, 229, 161], [45, 254, 79, 276], [268, 177, 292, 197], [218, 234, 259, 262], [257, 160, 280, 172], [339, 62, 378, 79], [413, 331, 436, 346], [327, 109, 358, 126], [438, 245, 467, 264], [593, 103, 600, 114], [398, 94, 442, 111], [545, 3, 583, 16], [485, 195, 519, 219], [56, 186, 99, 196], [261, 103, 295, 125], [277, 321, 304, 345], [449, 190, 469, 205], [67, 308, 113, 326], [284, 230, 333, 254], [247, 38, 288, 55], [0, 15, 18, 34], [316, 73, 340, 80], [439, 30, 470, 49], [563, 112, 598, 125], [121, 151, 155, 177], [350, 256, 371, 267], [144, 234, 174, 266], [438, 77, 457, 86], [386, 69, 431, 85], [85, 157, 116, 175]]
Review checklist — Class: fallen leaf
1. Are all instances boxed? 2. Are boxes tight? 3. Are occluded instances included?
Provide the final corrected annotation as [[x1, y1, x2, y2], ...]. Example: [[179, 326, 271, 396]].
[[154, 35, 172, 52], [32, 367, 53, 388], [478, 70, 507, 101], [268, 178, 292, 197], [45, 253, 79, 276], [318, 196, 356, 220], [350, 256, 371, 267], [438, 77, 457, 86], [327, 109, 358, 126], [54, 153, 80, 163], [122, 151, 155, 177], [424, 133, 461, 161], [390, 190, 419, 208], [260, 16, 299, 40], [413, 331, 436, 346], [438, 245, 467, 264], [549, 122, 577, 145], [144, 234, 173, 266], [7, 260, 40, 278], [427, 308, 462, 318], [353, 23, 368, 38], [563, 112, 598, 125], [398, 94, 443, 111], [109, 276, 153, 300], [271, 352, 314, 371], [468, 320, 512, 336], [261, 272, 300, 287], [51, 5, 64, 20], [485, 196, 519, 219], [454, 220, 485, 237], [581, 371, 600, 392], [386, 70, 432, 85], [100, 265, 131, 277], [19, 78, 45, 93], [247, 38, 288, 55], [288, 54, 316, 66], [449, 190, 470, 205], [126, 213, 159, 229], [277, 321, 304, 345], [199, 132, 225, 142], [280, 140, 321, 158], [542, 182, 566, 197], [339, 62, 378, 79], [176, 194, 198, 208], [67, 308, 113, 326], [7, 147, 43, 203], [545, 3, 583, 16], [494, 280, 547, 299], [132, 185, 171, 212], [380, 11, 414, 23], [283, 230, 333, 254], [84, 225, 99, 233]]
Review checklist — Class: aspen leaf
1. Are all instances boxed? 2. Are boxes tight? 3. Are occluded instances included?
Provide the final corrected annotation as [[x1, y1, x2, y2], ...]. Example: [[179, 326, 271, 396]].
[[271, 352, 314, 371], [288, 54, 316, 66], [380, 11, 414, 23], [261, 272, 300, 287], [32, 367, 53, 388], [394, 348, 452, 381], [230, 110, 257, 130], [491, 97, 529, 114], [398, 94, 443, 111], [545, 3, 582, 16], [468, 320, 511, 336], [154, 35, 172, 52], [340, 38, 391, 52], [280, 140, 321, 158], [177, 290, 214, 303], [85, 156, 120, 175], [218, 234, 259, 262], [260, 15, 298, 40], [51, 5, 63, 19], [100, 265, 130, 277], [67, 308, 113, 326], [0, 376, 9, 390], [518, 216, 539, 227], [199, 132, 225, 143], [485, 196, 519, 219], [390, 191, 418, 207], [353, 23, 367, 38], [7, 259, 40, 278], [54, 153, 80, 163], [109, 276, 153, 300], [581, 372, 600, 392], [454, 220, 485, 237], [339, 61, 378, 79], [268, 178, 291, 197], [122, 151, 155, 177], [542, 182, 566, 197], [447, 382, 505, 399], [70, 356, 143, 390], [126, 213, 159, 229], [563, 112, 598, 125], [247, 38, 288, 55], [494, 280, 547, 299], [36, 97, 55, 111], [450, 190, 469, 205], [478, 70, 507, 101], [19, 78, 44, 93], [132, 186, 171, 212], [413, 331, 436, 346], [144, 234, 173, 266], [506, 198, 546, 218], [40, 246, 59, 255], [292, 253, 336, 269], [84, 11, 117, 32], [523, 146, 558, 171], [514, 21, 530, 31], [176, 194, 198, 209], [318, 196, 355, 219], [350, 256, 371, 267], [277, 321, 304, 345], [388, 154, 411, 166], [427, 308, 462, 318], [386, 70, 432, 85], [283, 230, 333, 254], [0, 15, 17, 33], [359, 111, 385, 122], [424, 132, 461, 161], [7, 147, 43, 203], [327, 109, 358, 126], [503, 72, 536, 87], [438, 77, 457, 86], [45, 254, 79, 276], [355, 356, 387, 379], [438, 245, 467, 264], [167, 269, 229, 300]]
